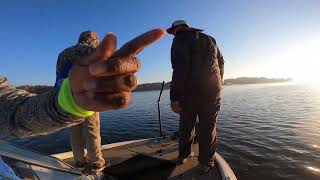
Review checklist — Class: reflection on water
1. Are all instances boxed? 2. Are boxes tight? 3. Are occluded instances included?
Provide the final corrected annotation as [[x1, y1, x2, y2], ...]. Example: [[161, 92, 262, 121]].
[[313, 145, 319, 148], [7, 83, 320, 180], [307, 166, 320, 173]]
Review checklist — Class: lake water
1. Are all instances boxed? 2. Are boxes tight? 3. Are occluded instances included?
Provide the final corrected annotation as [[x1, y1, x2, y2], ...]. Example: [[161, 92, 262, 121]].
[[7, 83, 320, 180]]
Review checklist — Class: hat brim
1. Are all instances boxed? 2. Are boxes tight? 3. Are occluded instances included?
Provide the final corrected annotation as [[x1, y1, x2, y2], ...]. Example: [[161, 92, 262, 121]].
[[166, 27, 175, 34], [166, 26, 204, 35]]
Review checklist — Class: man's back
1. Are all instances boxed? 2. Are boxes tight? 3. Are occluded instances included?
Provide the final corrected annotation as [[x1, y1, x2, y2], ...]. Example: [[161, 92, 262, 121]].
[[171, 30, 224, 97]]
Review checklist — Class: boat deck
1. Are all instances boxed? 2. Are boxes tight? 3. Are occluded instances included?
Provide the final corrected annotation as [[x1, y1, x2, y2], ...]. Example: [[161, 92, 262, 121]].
[[62, 138, 221, 180]]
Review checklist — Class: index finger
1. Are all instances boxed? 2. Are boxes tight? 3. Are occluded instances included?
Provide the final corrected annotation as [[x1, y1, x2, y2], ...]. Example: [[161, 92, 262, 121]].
[[114, 28, 166, 58]]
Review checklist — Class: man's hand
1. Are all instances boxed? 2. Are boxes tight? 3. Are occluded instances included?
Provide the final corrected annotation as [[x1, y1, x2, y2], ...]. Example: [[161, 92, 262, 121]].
[[69, 29, 165, 111], [170, 101, 181, 114]]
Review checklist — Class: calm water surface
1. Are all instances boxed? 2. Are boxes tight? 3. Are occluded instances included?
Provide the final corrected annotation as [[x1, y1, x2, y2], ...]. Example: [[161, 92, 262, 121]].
[[8, 83, 320, 180]]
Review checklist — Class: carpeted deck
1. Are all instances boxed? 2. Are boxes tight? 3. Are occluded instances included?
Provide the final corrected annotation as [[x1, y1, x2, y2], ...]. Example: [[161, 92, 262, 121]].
[[63, 138, 221, 180]]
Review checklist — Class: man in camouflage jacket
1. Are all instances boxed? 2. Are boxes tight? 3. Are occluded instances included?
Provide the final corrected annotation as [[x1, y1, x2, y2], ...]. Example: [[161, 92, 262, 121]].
[[0, 28, 165, 178], [55, 31, 105, 174]]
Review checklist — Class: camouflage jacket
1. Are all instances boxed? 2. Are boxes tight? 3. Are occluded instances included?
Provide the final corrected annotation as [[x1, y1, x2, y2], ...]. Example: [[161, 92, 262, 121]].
[[0, 76, 84, 138], [55, 31, 99, 87], [55, 44, 94, 87]]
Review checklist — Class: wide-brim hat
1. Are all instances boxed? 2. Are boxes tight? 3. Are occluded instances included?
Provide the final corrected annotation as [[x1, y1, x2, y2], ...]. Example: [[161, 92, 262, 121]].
[[166, 20, 203, 34]]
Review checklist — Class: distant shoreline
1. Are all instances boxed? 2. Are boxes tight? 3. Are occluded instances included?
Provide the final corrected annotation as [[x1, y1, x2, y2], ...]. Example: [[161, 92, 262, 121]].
[[17, 77, 292, 94], [133, 77, 292, 92]]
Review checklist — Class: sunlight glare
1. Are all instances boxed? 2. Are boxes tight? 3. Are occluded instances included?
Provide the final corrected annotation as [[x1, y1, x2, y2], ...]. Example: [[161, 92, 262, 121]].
[[307, 166, 320, 173], [287, 38, 320, 85], [261, 37, 320, 86]]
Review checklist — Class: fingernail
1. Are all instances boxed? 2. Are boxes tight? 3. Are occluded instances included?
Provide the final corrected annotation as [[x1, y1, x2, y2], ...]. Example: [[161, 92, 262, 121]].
[[116, 96, 126, 106], [124, 76, 133, 87], [89, 63, 105, 75], [85, 80, 96, 90]]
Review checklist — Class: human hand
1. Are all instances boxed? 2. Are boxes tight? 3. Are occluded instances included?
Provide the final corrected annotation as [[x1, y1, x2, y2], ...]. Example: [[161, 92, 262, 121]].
[[170, 101, 181, 113], [69, 29, 165, 111]]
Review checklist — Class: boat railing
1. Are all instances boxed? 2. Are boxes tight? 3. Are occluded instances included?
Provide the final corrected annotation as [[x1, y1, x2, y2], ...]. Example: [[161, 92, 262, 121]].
[[0, 140, 82, 175]]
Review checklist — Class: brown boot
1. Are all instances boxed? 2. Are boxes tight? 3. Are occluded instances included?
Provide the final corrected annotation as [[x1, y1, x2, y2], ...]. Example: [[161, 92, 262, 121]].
[[74, 160, 89, 168], [82, 161, 109, 175], [175, 151, 195, 164], [199, 164, 213, 174]]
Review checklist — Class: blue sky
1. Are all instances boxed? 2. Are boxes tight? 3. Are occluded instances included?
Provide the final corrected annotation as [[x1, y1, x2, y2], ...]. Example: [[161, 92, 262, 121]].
[[0, 0, 319, 85]]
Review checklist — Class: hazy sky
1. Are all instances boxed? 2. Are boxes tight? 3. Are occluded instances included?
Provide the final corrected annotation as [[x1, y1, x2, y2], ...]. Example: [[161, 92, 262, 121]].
[[0, 0, 319, 85]]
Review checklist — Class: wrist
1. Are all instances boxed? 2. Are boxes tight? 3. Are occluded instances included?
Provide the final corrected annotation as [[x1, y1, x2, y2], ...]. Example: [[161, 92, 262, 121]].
[[58, 79, 94, 117]]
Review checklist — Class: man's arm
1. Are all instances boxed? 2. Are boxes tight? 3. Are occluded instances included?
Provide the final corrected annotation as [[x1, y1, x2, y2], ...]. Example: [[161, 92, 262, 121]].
[[0, 29, 165, 138], [0, 76, 84, 138], [217, 46, 224, 81], [56, 49, 71, 79], [210, 36, 224, 81], [170, 37, 190, 102], [54, 54, 65, 87], [55, 47, 76, 87]]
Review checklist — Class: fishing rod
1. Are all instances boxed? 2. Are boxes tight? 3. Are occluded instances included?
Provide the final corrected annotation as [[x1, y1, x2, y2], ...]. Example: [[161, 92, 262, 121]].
[[157, 81, 165, 138]]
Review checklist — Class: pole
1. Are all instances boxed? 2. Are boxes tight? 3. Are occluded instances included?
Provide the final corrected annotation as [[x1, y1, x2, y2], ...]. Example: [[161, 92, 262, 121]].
[[158, 81, 165, 137]]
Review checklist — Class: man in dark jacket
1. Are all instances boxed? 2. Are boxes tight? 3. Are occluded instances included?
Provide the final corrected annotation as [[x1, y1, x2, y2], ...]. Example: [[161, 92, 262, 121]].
[[167, 20, 224, 173]]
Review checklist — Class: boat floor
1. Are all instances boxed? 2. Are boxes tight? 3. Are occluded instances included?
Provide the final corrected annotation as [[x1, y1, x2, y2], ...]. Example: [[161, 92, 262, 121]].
[[62, 138, 221, 180]]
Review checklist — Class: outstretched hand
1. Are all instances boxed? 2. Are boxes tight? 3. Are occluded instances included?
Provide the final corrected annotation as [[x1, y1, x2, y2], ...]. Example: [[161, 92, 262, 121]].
[[69, 29, 166, 111]]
